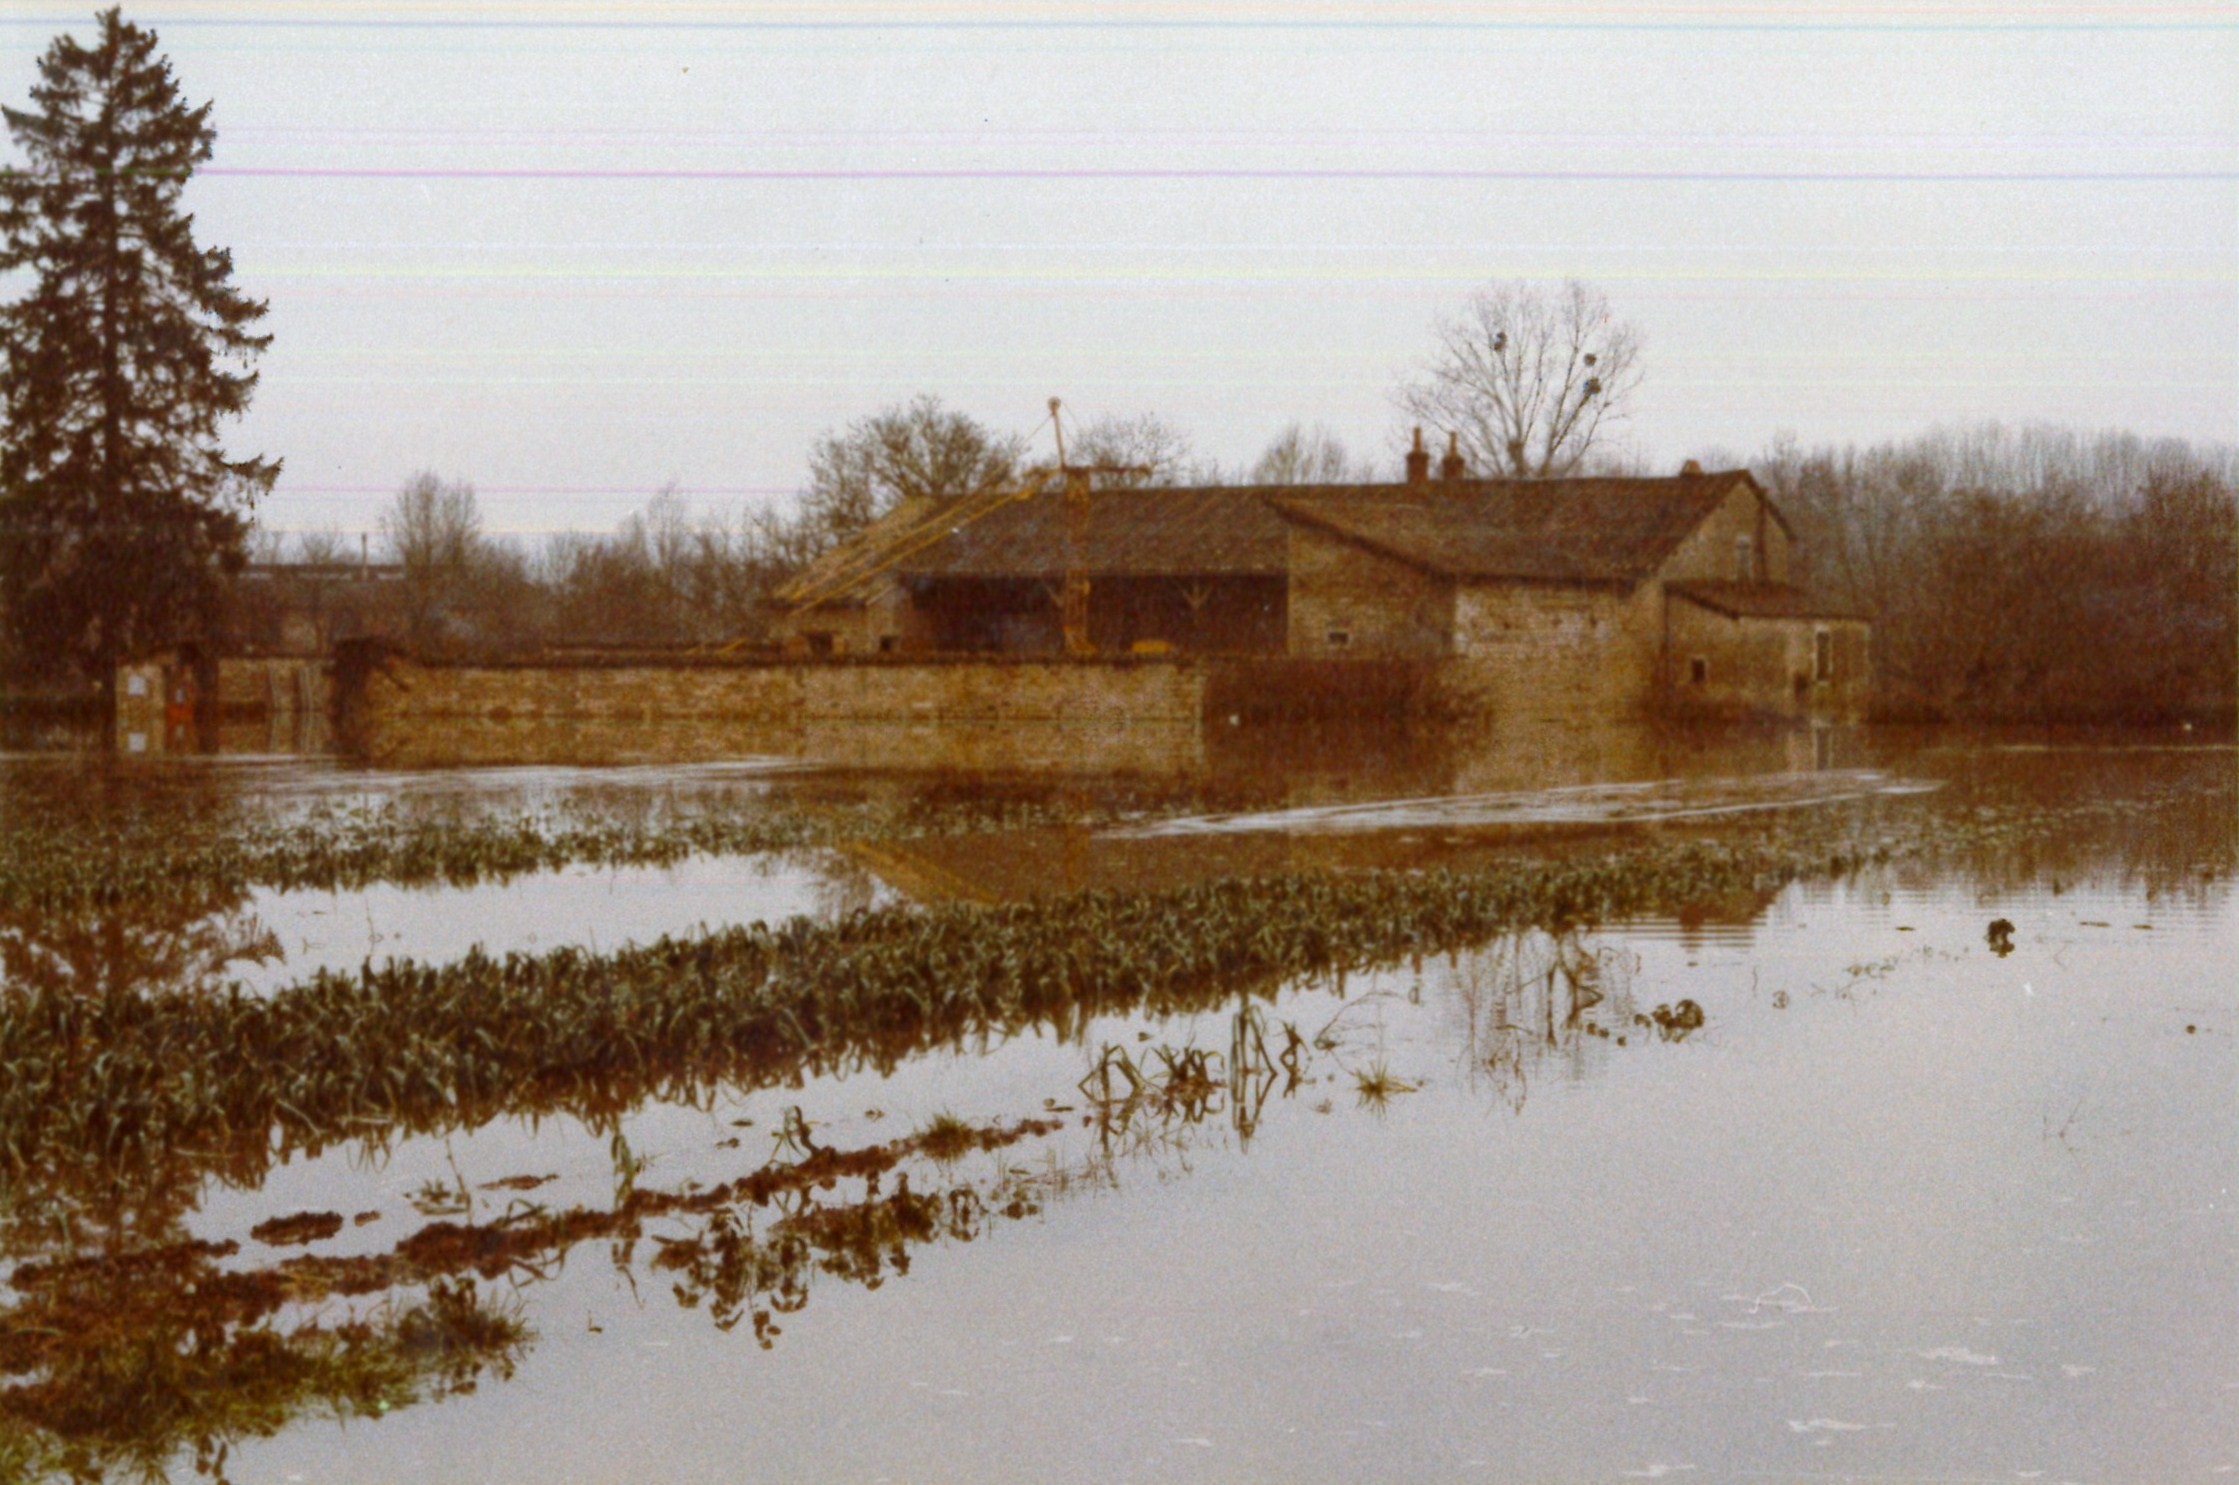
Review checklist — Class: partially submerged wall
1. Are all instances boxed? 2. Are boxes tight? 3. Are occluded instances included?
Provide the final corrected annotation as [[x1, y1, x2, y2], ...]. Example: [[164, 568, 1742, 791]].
[[214, 657, 334, 754], [1438, 582, 1661, 723], [1665, 606, 1871, 723], [343, 654, 1210, 769]]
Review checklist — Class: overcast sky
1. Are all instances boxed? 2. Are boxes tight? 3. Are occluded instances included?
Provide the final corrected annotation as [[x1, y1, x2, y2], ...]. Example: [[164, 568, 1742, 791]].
[[3, 2, 2232, 537]]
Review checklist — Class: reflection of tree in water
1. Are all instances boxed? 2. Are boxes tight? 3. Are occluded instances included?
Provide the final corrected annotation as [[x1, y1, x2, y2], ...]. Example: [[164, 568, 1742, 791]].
[[0, 1112, 1091, 1482], [1763, 748, 2236, 906], [0, 899, 279, 1005], [0, 1254, 525, 1485], [0, 892, 285, 1273]]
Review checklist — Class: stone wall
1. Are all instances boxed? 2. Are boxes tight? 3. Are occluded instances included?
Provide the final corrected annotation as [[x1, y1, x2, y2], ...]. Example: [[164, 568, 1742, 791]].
[[1285, 526, 1453, 658], [115, 660, 170, 756], [345, 654, 1211, 768], [778, 578, 924, 657], [1661, 479, 1791, 585], [1665, 603, 1871, 722], [214, 657, 334, 754], [1438, 581, 1661, 723]]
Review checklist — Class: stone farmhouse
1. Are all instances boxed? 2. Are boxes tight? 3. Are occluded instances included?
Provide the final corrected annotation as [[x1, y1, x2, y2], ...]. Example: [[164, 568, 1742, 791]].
[[775, 444, 1870, 724]]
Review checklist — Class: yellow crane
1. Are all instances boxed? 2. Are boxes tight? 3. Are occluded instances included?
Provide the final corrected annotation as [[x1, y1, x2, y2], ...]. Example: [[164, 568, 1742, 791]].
[[767, 465, 1056, 616]]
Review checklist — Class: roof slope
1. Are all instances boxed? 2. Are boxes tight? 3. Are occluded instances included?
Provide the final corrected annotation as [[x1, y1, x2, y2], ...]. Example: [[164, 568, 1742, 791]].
[[770, 495, 943, 608], [1667, 580, 1871, 621], [865, 470, 1769, 586], [895, 484, 1300, 579], [1268, 472, 1757, 585]]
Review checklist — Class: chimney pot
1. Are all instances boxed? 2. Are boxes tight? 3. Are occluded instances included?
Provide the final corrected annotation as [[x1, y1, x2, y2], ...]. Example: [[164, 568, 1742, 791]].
[[1439, 431, 1467, 482], [1679, 459, 1704, 477], [1405, 425, 1431, 486]]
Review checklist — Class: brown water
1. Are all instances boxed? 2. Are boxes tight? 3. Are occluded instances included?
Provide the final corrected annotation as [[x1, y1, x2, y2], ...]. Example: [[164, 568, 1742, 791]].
[[1, 725, 2232, 1483]]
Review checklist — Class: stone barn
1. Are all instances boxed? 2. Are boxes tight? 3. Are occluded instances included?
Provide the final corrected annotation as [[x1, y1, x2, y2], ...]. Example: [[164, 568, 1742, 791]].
[[772, 452, 1869, 723]]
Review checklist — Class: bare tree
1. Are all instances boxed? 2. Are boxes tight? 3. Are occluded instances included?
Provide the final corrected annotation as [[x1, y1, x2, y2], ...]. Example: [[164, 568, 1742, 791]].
[[1250, 422, 1376, 484], [379, 472, 483, 649], [800, 395, 1024, 545], [1756, 422, 2237, 723], [1395, 279, 1643, 478], [293, 527, 357, 566], [1064, 412, 1210, 486]]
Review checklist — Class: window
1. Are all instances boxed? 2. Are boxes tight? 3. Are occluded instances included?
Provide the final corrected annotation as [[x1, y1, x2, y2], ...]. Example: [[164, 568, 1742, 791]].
[[1689, 657, 1708, 686], [878, 634, 899, 654], [1734, 535, 1754, 582], [1326, 628, 1351, 649], [1814, 628, 1834, 683], [804, 631, 836, 657]]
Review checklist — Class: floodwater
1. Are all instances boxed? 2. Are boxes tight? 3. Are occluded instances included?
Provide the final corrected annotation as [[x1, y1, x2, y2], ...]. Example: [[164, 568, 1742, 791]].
[[0, 724, 2232, 1483]]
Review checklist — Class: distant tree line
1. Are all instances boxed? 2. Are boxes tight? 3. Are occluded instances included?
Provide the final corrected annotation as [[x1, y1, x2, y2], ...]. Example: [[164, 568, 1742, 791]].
[[339, 411, 2232, 727], [336, 398, 1384, 657], [1752, 424, 2236, 724]]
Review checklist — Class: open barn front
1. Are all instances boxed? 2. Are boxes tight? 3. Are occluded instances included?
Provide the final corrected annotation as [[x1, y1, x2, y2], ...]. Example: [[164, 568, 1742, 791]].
[[907, 573, 1287, 656]]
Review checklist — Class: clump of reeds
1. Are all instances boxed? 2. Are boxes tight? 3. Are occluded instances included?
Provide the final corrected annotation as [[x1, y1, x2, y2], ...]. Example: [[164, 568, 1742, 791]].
[[1351, 1059, 1419, 1107], [912, 1112, 979, 1163]]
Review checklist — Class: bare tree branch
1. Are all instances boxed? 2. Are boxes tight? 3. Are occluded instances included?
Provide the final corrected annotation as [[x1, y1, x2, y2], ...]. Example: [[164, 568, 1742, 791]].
[[1395, 279, 1643, 478]]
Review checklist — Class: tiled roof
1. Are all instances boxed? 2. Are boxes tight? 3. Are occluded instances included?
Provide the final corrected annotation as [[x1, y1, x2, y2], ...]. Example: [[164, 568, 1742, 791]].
[[1666, 580, 1871, 621], [867, 470, 1776, 587], [894, 484, 1298, 579], [1268, 472, 1759, 584]]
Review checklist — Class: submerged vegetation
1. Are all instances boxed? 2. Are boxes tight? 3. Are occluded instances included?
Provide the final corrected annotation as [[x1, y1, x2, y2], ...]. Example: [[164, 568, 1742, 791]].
[[3, 760, 2232, 1202], [0, 786, 1207, 915], [3, 831, 1903, 1192], [0, 745, 2230, 1481]]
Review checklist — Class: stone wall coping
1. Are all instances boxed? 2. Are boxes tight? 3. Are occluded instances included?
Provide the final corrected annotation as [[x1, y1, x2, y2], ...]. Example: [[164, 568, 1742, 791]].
[[385, 651, 1224, 673]]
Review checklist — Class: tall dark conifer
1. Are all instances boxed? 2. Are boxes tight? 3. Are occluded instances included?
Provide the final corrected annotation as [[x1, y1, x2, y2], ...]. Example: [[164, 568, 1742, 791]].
[[0, 7, 276, 734]]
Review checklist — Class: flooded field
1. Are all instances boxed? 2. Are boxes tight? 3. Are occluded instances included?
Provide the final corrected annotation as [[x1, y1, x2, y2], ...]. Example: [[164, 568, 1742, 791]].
[[0, 725, 2231, 1482]]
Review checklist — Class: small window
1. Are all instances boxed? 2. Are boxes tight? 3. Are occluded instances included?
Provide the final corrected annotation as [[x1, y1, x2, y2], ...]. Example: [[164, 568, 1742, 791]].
[[1734, 535, 1754, 582], [1326, 628, 1351, 648], [804, 631, 836, 657], [1814, 628, 1834, 683], [1689, 657, 1708, 686], [878, 634, 899, 654]]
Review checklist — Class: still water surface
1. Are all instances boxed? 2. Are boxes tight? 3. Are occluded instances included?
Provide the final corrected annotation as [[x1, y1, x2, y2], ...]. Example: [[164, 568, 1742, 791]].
[[0, 727, 2231, 1482]]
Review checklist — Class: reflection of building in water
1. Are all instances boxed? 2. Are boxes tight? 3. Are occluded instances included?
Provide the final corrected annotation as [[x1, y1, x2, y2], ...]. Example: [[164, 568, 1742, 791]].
[[347, 708, 1209, 775], [1205, 716, 1862, 802], [835, 745, 1827, 909]]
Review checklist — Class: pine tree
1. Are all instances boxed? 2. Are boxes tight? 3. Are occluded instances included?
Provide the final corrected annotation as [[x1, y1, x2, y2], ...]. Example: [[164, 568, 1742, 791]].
[[0, 7, 276, 735]]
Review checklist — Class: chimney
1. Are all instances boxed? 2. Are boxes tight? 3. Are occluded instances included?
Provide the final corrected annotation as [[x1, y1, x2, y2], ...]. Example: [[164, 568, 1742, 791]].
[[1679, 459, 1703, 478], [1405, 426, 1430, 486], [1439, 431, 1467, 482]]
